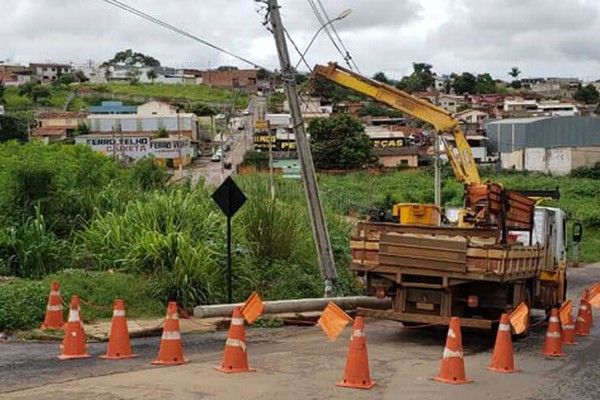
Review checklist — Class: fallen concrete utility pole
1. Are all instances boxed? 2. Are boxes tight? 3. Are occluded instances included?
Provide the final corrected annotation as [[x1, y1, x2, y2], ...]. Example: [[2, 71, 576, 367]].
[[194, 296, 391, 319]]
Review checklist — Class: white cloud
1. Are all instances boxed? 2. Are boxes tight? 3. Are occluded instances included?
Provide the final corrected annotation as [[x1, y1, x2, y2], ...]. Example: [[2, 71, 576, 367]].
[[1, 0, 599, 80]]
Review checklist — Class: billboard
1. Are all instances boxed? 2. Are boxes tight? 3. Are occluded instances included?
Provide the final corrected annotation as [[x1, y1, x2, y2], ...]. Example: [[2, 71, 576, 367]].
[[76, 135, 191, 159]]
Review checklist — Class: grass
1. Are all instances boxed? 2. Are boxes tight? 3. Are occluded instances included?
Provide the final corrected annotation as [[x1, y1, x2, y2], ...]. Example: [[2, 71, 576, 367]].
[[82, 82, 249, 108], [3, 82, 249, 112], [0, 270, 163, 331]]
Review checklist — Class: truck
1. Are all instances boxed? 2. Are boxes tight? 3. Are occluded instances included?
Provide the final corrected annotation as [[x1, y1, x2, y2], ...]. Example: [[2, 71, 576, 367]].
[[312, 63, 567, 330]]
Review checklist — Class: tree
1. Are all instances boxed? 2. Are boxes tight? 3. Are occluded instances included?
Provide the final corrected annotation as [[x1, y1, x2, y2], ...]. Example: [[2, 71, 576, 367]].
[[574, 84, 600, 104], [510, 80, 523, 89], [74, 70, 89, 83], [58, 73, 76, 85], [508, 67, 521, 79], [396, 63, 435, 93], [452, 72, 477, 94], [217, 65, 238, 71], [127, 68, 141, 85], [256, 68, 271, 80], [102, 49, 161, 67], [0, 80, 5, 104], [186, 102, 217, 116], [147, 69, 158, 83], [307, 113, 376, 170], [0, 115, 30, 142], [19, 82, 51, 103], [474, 73, 498, 94], [373, 72, 390, 84]]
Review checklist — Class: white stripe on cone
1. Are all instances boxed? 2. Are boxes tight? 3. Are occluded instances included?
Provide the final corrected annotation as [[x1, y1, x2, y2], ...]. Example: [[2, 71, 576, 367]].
[[577, 317, 587, 322], [50, 290, 60, 296], [499, 323, 511, 332], [447, 328, 456, 338], [231, 318, 245, 326], [46, 305, 62, 312], [113, 310, 126, 317], [546, 331, 561, 338], [226, 338, 247, 352], [68, 309, 80, 322], [162, 331, 181, 340], [581, 305, 588, 311], [166, 313, 179, 320], [549, 316, 559, 323], [442, 347, 463, 359]]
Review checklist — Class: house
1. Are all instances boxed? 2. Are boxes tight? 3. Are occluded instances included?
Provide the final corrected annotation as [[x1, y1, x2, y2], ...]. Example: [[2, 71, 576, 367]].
[[31, 111, 89, 143], [201, 69, 257, 93], [441, 134, 489, 163], [0, 62, 28, 85], [486, 116, 600, 175], [455, 109, 489, 135], [75, 133, 192, 167], [30, 63, 73, 83], [87, 101, 198, 140], [89, 101, 137, 114]]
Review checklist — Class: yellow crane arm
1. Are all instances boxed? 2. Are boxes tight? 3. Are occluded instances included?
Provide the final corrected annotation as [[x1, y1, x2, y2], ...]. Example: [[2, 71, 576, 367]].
[[312, 62, 481, 185]]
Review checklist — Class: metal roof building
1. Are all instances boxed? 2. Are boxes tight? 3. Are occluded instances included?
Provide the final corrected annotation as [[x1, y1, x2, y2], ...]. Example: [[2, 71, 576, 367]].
[[486, 116, 600, 153]]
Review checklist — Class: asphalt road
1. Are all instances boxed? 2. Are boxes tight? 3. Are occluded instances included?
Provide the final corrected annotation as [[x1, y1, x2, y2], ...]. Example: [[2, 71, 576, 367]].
[[1, 263, 599, 400]]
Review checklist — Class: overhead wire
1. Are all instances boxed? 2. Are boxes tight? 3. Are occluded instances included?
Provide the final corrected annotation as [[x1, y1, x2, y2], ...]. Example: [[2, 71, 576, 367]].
[[100, 0, 269, 71], [313, 0, 360, 73]]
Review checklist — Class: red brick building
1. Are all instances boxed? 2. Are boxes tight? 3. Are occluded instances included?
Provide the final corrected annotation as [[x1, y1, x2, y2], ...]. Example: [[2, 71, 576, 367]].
[[201, 69, 257, 93]]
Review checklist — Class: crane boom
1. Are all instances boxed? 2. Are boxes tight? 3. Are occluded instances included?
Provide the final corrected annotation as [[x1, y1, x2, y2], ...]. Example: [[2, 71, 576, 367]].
[[312, 62, 481, 185]]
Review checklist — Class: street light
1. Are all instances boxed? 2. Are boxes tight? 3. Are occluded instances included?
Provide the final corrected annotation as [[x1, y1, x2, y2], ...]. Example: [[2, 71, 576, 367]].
[[295, 8, 352, 69]]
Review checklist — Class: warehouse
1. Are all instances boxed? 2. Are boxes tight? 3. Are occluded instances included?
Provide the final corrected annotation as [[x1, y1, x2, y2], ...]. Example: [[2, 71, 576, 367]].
[[486, 116, 600, 175]]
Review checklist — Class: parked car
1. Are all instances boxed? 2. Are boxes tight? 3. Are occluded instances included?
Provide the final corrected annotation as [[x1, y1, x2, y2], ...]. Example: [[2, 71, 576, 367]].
[[211, 149, 223, 162]]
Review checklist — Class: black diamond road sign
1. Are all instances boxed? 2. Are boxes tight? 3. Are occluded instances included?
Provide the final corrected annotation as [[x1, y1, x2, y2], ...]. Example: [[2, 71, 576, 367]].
[[211, 176, 247, 218]]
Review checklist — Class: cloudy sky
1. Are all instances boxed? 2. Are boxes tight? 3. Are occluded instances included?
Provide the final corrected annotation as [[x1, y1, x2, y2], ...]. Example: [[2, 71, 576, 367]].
[[2, 0, 600, 81]]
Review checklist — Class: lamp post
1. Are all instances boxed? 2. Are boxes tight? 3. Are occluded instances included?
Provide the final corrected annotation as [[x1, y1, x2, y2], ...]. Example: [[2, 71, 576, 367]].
[[295, 8, 352, 69]]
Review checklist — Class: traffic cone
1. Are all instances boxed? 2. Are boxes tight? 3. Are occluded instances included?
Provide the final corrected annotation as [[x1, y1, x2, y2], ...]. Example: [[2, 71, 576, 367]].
[[100, 299, 136, 360], [41, 281, 64, 330], [434, 317, 472, 384], [58, 295, 90, 360], [575, 299, 591, 337], [337, 316, 375, 390], [561, 311, 578, 346], [541, 308, 565, 357], [151, 301, 187, 365], [215, 307, 254, 373], [583, 295, 594, 327], [488, 313, 519, 373]]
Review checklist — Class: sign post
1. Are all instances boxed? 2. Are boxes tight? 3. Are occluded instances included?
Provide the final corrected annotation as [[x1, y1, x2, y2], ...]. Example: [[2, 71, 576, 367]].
[[211, 176, 247, 302]]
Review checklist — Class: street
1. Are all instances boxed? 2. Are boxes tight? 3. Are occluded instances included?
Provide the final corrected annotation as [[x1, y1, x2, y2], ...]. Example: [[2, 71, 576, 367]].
[[189, 95, 266, 187], [1, 263, 599, 400]]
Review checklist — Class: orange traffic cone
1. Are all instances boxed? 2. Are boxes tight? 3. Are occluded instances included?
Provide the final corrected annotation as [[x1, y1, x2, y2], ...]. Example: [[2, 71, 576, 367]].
[[561, 310, 578, 346], [337, 316, 375, 389], [100, 299, 136, 359], [152, 301, 187, 365], [41, 281, 64, 330], [575, 300, 591, 337], [541, 308, 565, 357], [488, 313, 519, 373], [215, 307, 254, 373], [434, 317, 472, 384], [584, 296, 594, 327], [58, 295, 90, 360]]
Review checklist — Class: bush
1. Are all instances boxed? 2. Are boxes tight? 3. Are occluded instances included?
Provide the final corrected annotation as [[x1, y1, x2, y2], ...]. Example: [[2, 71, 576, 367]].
[[0, 270, 164, 331]]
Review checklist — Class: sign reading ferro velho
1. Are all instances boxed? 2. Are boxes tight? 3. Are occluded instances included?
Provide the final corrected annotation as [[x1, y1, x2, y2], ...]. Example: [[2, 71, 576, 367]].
[[212, 177, 247, 303], [75, 135, 191, 159]]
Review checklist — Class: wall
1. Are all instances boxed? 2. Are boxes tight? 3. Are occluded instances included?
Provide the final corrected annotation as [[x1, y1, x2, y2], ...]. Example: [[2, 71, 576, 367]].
[[500, 149, 524, 170], [571, 146, 600, 170], [379, 155, 418, 168]]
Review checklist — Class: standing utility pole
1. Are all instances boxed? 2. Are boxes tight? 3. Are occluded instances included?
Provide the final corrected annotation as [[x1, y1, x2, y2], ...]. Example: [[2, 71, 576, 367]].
[[267, 0, 338, 296]]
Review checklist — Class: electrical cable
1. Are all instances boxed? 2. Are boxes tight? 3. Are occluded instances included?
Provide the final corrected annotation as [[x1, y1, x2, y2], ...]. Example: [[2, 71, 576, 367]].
[[305, 0, 346, 63], [100, 0, 269, 71], [313, 0, 360, 73]]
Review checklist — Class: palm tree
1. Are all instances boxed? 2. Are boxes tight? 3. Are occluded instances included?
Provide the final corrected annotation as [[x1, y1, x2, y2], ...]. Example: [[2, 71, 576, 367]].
[[508, 67, 521, 79]]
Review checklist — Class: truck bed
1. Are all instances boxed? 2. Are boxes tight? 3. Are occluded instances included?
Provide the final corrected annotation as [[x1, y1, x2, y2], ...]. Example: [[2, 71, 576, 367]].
[[350, 222, 553, 282]]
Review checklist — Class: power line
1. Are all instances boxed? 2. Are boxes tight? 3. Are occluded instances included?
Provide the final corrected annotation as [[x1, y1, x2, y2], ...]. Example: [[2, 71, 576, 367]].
[[305, 0, 346, 63], [313, 0, 360, 73], [100, 0, 269, 70]]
